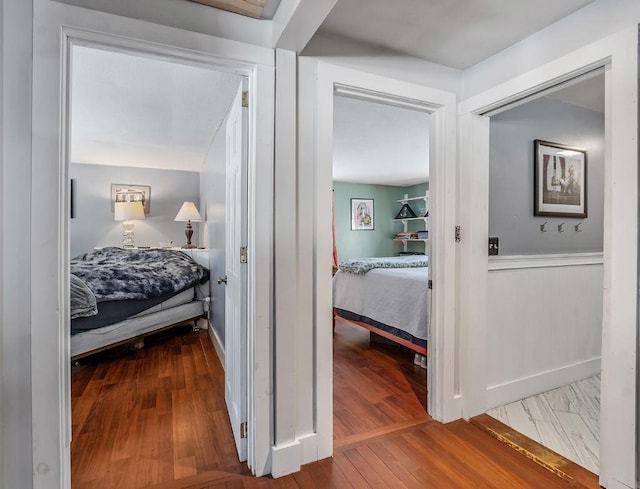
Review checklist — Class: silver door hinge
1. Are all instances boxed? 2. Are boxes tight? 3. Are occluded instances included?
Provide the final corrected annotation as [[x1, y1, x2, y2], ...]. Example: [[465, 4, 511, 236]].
[[242, 91, 249, 108], [240, 246, 248, 264], [240, 421, 248, 438], [455, 226, 461, 243]]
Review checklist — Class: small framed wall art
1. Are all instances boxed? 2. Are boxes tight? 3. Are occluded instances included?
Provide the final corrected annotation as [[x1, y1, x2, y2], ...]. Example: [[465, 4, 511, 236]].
[[534, 139, 587, 218], [111, 184, 151, 214], [351, 198, 374, 230]]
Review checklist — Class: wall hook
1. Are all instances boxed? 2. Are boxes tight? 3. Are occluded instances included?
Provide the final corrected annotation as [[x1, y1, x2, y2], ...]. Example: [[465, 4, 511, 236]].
[[575, 222, 582, 232], [558, 222, 565, 232], [540, 221, 547, 232]]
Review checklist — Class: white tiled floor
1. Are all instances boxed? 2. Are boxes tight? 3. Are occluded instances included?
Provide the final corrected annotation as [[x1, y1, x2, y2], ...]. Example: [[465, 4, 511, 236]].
[[487, 375, 600, 474]]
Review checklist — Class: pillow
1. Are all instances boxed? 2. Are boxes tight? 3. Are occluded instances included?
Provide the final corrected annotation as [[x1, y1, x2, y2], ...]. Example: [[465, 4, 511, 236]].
[[70, 273, 98, 319]]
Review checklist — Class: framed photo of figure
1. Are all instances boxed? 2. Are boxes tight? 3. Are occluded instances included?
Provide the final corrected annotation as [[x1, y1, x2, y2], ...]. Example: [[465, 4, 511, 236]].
[[534, 139, 587, 218]]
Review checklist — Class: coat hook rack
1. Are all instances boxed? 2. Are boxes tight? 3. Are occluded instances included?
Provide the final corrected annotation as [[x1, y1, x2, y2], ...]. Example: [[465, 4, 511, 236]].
[[558, 222, 565, 232], [540, 221, 548, 232], [575, 222, 582, 232]]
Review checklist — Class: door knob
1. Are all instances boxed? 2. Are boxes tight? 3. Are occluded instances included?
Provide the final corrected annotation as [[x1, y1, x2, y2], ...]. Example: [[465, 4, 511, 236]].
[[217, 275, 228, 285]]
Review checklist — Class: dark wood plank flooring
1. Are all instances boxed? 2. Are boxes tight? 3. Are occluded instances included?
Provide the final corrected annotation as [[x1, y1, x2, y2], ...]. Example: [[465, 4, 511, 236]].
[[71, 322, 587, 489], [333, 317, 429, 444]]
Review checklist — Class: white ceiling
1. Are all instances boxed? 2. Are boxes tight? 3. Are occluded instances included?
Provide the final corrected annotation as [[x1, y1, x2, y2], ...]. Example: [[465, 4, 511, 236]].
[[318, 0, 598, 69], [70, 46, 242, 172], [546, 73, 604, 113], [333, 95, 429, 186]]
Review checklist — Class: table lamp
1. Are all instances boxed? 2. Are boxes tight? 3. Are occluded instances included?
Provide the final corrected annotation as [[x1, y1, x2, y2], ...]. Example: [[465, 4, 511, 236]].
[[174, 201, 202, 248], [114, 201, 145, 248]]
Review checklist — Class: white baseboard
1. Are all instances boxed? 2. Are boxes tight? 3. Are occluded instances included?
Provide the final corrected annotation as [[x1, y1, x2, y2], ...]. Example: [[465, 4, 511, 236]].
[[207, 324, 225, 368], [271, 440, 301, 478], [486, 357, 601, 409], [298, 433, 319, 465]]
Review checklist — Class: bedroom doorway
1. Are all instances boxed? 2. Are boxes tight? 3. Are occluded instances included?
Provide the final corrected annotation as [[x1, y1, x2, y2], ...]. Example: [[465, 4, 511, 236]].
[[481, 72, 605, 475], [331, 92, 432, 446], [66, 40, 251, 487]]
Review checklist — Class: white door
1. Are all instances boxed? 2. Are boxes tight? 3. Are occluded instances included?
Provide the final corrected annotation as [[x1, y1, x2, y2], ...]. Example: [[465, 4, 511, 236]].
[[224, 83, 248, 461]]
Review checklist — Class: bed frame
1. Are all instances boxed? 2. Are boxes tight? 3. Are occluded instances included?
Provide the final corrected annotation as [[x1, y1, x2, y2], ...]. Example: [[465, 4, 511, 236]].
[[333, 307, 427, 356]]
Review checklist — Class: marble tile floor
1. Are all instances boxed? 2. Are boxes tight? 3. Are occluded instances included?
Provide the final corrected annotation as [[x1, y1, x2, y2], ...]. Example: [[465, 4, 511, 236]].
[[487, 375, 600, 474]]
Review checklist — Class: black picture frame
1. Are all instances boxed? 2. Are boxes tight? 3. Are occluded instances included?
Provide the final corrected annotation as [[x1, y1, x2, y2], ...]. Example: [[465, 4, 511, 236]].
[[351, 198, 374, 230], [534, 139, 587, 218]]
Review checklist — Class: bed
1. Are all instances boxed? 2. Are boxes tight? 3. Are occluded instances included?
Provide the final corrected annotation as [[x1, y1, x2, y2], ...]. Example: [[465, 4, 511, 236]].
[[332, 256, 429, 356], [70, 247, 210, 359]]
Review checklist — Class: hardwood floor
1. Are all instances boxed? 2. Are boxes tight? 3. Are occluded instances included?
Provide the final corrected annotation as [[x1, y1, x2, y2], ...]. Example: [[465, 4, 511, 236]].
[[71, 326, 251, 489], [333, 317, 429, 444], [71, 321, 588, 489]]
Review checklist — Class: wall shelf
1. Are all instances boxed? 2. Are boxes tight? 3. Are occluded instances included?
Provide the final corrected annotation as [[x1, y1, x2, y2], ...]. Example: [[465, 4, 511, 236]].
[[395, 217, 429, 222], [393, 238, 429, 243], [394, 190, 429, 252]]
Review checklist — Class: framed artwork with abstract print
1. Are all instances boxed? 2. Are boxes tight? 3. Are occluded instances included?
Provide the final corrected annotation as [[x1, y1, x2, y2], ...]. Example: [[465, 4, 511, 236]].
[[534, 139, 587, 218]]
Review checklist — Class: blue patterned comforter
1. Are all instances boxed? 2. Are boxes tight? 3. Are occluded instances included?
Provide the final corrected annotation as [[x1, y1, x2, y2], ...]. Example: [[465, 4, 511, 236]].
[[70, 247, 210, 302], [339, 255, 427, 274]]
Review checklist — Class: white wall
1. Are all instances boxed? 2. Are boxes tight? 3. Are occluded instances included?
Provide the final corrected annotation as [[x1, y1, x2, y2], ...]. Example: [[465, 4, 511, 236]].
[[200, 124, 227, 346], [459, 4, 639, 487], [462, 0, 640, 99], [70, 163, 200, 256], [1, 1, 33, 488], [486, 256, 603, 408]]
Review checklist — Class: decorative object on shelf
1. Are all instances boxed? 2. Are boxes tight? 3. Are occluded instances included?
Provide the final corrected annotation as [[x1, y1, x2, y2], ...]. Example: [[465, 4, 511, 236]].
[[175, 201, 203, 248], [114, 201, 145, 248], [417, 230, 429, 240], [534, 139, 587, 218], [395, 203, 417, 219], [111, 183, 151, 214], [351, 198, 374, 230]]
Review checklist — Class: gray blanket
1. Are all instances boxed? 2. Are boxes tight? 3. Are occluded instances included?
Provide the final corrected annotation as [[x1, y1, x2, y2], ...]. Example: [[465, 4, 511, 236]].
[[70, 273, 98, 319], [70, 247, 210, 302], [339, 255, 427, 274]]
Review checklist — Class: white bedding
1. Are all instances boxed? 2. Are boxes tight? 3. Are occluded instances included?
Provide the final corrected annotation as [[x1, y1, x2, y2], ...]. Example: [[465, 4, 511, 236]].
[[332, 267, 429, 341]]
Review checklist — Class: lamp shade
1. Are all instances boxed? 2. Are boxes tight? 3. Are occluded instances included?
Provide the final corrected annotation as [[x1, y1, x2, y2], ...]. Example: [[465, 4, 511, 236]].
[[174, 202, 202, 222], [114, 201, 145, 221]]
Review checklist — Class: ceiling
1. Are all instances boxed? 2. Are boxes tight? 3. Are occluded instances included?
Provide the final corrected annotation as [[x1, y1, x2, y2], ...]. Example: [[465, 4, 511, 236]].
[[318, 0, 598, 69], [332, 95, 429, 186], [545, 73, 604, 113], [187, 0, 281, 19], [69, 2, 603, 180], [70, 46, 242, 172]]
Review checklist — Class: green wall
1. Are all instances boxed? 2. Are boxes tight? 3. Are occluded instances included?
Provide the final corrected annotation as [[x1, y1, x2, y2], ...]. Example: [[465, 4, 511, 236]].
[[333, 181, 429, 261]]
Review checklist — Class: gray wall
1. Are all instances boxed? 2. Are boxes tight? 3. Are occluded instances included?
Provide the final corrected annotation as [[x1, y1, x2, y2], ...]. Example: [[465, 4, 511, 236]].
[[200, 127, 227, 344], [489, 97, 604, 255], [70, 163, 200, 257]]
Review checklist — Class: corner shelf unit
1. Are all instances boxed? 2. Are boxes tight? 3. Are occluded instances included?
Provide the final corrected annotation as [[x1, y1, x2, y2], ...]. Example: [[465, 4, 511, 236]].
[[394, 191, 429, 252]]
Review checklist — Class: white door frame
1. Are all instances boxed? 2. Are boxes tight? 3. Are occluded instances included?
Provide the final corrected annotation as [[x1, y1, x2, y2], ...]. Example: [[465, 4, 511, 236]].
[[458, 28, 638, 488], [309, 61, 459, 461], [30, 2, 275, 487]]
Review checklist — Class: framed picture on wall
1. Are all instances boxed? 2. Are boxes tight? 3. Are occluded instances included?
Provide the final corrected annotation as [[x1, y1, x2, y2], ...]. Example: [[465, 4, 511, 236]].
[[111, 184, 151, 214], [351, 198, 374, 230], [534, 139, 587, 218]]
